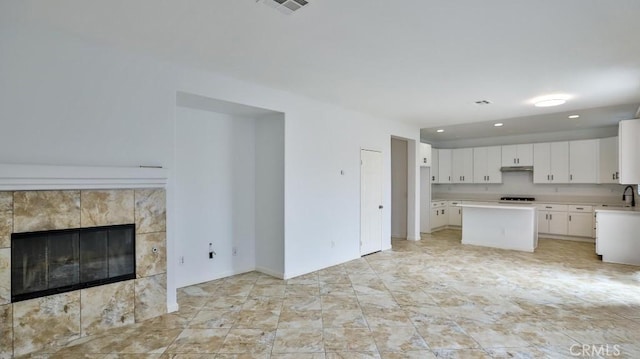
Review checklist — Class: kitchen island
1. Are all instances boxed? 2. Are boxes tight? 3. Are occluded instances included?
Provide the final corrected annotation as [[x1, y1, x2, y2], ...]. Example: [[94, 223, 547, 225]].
[[595, 207, 640, 266], [459, 202, 538, 252]]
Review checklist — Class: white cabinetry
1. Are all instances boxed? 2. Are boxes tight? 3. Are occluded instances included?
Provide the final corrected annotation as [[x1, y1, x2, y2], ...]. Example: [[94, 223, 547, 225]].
[[502, 144, 533, 166], [431, 149, 439, 183], [473, 146, 502, 183], [430, 201, 448, 230], [448, 201, 462, 226], [619, 119, 640, 184], [420, 143, 432, 167], [533, 142, 569, 183], [438, 149, 452, 183], [599, 137, 619, 184], [451, 148, 473, 183], [537, 204, 568, 235], [567, 205, 594, 238], [569, 139, 599, 183]]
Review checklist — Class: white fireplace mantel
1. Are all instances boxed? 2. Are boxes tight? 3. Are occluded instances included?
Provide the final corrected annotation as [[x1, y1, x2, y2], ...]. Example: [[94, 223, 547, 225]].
[[0, 163, 168, 191]]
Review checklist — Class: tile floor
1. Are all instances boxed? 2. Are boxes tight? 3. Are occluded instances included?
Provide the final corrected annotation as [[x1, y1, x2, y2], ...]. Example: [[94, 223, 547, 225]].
[[28, 230, 640, 358]]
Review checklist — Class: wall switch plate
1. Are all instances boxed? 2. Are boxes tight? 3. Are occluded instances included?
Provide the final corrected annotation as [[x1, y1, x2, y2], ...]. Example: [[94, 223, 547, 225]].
[[209, 252, 213, 259]]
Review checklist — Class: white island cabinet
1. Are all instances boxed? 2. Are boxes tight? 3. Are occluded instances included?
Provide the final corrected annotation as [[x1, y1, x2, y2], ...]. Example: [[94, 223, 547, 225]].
[[595, 207, 640, 265], [459, 202, 538, 252]]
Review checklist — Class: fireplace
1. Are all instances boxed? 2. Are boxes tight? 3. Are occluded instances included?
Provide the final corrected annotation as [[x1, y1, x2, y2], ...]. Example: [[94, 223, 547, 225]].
[[11, 224, 135, 302]]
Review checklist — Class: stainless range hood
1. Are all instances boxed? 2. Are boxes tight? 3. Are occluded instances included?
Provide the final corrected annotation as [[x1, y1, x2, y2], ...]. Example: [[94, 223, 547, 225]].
[[500, 166, 534, 172]]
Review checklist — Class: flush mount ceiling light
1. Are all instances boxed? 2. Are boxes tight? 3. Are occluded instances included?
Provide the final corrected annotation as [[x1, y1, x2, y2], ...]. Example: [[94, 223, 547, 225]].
[[568, 114, 580, 119], [260, 0, 309, 14], [436, 129, 445, 133], [532, 94, 571, 107], [494, 123, 504, 127]]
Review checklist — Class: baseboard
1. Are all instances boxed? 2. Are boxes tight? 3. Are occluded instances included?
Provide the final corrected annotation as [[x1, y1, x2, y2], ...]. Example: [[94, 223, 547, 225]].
[[167, 302, 179, 313], [539, 234, 595, 243], [177, 266, 256, 289], [255, 266, 284, 279], [406, 236, 421, 241]]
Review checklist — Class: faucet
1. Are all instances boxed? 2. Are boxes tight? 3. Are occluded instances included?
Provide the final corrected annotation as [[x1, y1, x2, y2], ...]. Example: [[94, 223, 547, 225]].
[[623, 185, 636, 207]]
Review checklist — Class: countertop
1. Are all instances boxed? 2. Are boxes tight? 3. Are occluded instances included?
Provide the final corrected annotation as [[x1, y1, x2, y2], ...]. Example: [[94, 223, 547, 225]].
[[594, 207, 640, 214], [432, 196, 632, 208]]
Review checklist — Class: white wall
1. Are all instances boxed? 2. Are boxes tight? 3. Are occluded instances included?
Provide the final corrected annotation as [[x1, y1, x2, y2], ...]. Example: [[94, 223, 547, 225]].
[[391, 138, 408, 238], [1, 5, 422, 308], [174, 107, 257, 288], [255, 114, 285, 277]]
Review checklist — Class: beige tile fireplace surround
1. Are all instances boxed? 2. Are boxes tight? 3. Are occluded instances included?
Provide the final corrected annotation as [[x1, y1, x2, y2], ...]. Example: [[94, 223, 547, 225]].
[[0, 188, 167, 358]]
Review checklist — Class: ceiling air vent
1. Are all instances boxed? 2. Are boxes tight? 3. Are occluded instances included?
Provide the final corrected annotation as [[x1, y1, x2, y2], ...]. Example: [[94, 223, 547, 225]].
[[261, 0, 310, 14]]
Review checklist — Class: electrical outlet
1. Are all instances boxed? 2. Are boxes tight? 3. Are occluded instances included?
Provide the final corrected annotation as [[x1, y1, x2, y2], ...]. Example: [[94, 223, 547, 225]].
[[232, 247, 238, 256]]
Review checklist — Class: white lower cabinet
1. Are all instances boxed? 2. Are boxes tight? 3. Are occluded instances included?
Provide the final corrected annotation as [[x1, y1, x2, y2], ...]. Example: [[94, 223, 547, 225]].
[[567, 205, 595, 237], [431, 201, 448, 230], [448, 201, 462, 226], [537, 204, 568, 235]]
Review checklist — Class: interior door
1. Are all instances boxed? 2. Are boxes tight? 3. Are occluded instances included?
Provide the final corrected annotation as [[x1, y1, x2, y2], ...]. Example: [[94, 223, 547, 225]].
[[361, 149, 383, 255]]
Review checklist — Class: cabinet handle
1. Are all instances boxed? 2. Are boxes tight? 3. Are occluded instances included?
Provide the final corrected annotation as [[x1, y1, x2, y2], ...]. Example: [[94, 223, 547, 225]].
[[545, 206, 552, 209], [513, 158, 516, 164], [613, 173, 615, 180], [459, 209, 461, 214], [423, 158, 427, 163], [551, 174, 554, 181], [442, 209, 445, 215], [550, 214, 552, 220], [517, 158, 520, 164], [432, 176, 435, 181], [569, 215, 572, 221], [487, 175, 490, 181], [616, 171, 619, 179], [546, 214, 549, 220], [576, 207, 583, 210], [449, 176, 451, 181]]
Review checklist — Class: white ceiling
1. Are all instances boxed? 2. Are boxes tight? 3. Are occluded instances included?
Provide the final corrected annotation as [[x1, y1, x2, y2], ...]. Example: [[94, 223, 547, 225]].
[[17, 0, 640, 133]]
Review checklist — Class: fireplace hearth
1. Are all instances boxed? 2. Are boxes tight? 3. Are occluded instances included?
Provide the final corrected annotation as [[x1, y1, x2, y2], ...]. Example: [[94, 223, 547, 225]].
[[11, 224, 135, 302]]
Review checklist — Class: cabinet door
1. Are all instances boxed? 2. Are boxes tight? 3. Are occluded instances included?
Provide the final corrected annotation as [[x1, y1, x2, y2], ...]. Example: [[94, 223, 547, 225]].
[[486, 146, 503, 183], [570, 139, 598, 183], [438, 149, 452, 183], [598, 137, 618, 184], [533, 143, 551, 183], [548, 211, 568, 235], [517, 144, 533, 166], [448, 206, 462, 226], [473, 147, 488, 183], [420, 143, 432, 167], [430, 208, 440, 230], [452, 148, 473, 183], [568, 212, 594, 237], [538, 211, 549, 233], [550, 142, 569, 183], [502, 145, 518, 166], [619, 119, 640, 184], [431, 149, 439, 183]]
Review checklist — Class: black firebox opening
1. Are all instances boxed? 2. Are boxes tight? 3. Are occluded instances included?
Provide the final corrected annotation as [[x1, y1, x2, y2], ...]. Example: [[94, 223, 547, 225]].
[[11, 224, 135, 303]]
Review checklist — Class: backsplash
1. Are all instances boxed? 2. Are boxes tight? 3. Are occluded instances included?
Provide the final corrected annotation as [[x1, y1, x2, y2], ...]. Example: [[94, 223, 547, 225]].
[[433, 172, 628, 203]]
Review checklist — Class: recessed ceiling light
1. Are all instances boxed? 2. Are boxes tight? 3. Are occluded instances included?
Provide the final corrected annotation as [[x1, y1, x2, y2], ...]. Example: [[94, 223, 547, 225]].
[[494, 123, 504, 127], [436, 129, 445, 133], [531, 94, 571, 107], [568, 114, 580, 119]]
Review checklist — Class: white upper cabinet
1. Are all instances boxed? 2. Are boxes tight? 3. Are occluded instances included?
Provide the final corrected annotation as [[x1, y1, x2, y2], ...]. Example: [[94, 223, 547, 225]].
[[451, 148, 473, 183], [569, 139, 599, 183], [473, 146, 502, 183], [599, 137, 619, 184], [533, 142, 569, 183], [501, 144, 533, 166], [431, 148, 439, 183], [419, 143, 432, 167], [438, 149, 452, 183], [619, 119, 640, 184]]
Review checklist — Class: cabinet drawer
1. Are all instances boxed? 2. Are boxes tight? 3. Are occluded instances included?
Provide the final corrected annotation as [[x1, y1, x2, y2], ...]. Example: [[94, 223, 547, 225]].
[[431, 201, 447, 208], [448, 201, 462, 207], [536, 204, 568, 211], [568, 205, 593, 212]]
